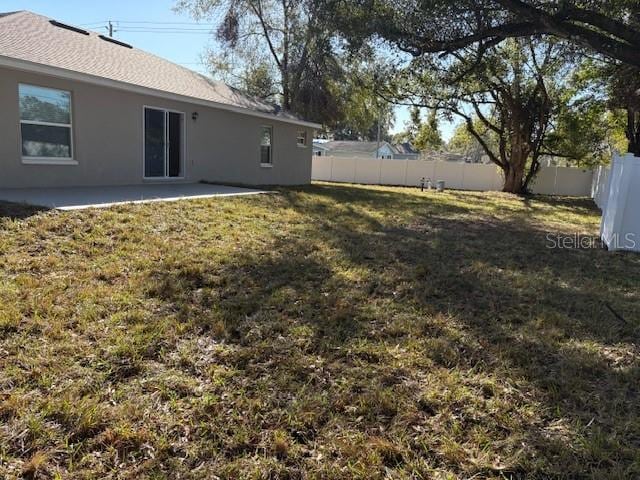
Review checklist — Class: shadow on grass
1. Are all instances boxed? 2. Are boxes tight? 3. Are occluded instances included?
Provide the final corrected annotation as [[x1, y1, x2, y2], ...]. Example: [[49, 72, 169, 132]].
[[0, 201, 49, 220], [145, 240, 368, 350], [146, 183, 640, 476]]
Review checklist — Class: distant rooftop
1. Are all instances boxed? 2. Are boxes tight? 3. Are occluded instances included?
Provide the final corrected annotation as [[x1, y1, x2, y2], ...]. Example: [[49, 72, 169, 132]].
[[313, 140, 419, 156], [313, 141, 389, 155]]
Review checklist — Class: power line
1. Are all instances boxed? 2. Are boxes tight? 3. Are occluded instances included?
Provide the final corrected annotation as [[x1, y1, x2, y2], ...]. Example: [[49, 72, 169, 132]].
[[117, 29, 214, 34], [117, 27, 213, 31], [116, 20, 217, 25], [79, 20, 217, 26], [77, 21, 109, 26]]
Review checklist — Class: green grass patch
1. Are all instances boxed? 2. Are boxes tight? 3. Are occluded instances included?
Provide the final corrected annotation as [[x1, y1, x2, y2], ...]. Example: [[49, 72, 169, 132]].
[[0, 183, 638, 478]]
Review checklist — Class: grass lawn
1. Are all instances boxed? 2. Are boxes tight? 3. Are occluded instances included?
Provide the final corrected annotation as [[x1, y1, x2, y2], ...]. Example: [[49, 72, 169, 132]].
[[0, 182, 638, 479]]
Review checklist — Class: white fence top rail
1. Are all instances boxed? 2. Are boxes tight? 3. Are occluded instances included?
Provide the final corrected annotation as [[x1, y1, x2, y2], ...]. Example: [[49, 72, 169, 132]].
[[312, 156, 594, 197]]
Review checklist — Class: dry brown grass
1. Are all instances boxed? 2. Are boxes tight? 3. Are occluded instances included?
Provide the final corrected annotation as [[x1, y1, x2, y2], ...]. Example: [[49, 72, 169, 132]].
[[0, 183, 638, 479]]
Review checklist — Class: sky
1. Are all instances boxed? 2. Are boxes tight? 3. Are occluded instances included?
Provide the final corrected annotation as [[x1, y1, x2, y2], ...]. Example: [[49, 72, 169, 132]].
[[3, 0, 457, 140]]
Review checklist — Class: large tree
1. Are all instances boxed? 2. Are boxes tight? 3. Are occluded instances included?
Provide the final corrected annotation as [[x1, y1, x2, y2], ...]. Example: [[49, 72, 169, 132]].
[[380, 38, 578, 193], [328, 61, 395, 140], [176, 0, 341, 124], [413, 110, 443, 152], [448, 120, 496, 163], [337, 0, 640, 68], [333, 0, 640, 156], [393, 107, 442, 151]]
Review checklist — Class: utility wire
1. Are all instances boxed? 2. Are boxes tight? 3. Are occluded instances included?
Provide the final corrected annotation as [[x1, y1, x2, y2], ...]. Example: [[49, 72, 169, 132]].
[[116, 20, 217, 25], [78, 20, 216, 26], [117, 27, 213, 31], [117, 30, 214, 34]]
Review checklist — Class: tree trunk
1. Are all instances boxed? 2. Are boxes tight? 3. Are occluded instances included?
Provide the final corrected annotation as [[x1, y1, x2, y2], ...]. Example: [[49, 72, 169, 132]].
[[522, 156, 541, 192], [627, 107, 640, 156], [502, 164, 527, 194], [282, 75, 291, 111], [502, 129, 529, 194]]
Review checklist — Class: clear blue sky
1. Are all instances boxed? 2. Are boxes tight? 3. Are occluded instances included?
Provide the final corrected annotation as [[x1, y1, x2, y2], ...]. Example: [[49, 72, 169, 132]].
[[4, 0, 457, 140], [3, 0, 212, 72]]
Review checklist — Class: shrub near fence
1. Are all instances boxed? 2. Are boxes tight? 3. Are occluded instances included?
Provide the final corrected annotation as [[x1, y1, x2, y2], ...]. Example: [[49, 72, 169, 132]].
[[312, 156, 595, 196]]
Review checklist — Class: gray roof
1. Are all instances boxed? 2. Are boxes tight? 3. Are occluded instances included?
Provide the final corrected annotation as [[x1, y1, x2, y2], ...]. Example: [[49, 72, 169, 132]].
[[314, 141, 390, 155], [392, 142, 418, 155], [313, 140, 420, 156], [0, 11, 314, 126]]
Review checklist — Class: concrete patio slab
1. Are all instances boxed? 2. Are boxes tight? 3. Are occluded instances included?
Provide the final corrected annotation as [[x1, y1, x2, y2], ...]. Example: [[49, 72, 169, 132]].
[[0, 183, 267, 210]]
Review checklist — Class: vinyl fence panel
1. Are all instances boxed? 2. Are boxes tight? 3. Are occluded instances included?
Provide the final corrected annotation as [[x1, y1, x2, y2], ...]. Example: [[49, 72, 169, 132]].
[[591, 165, 611, 210], [311, 156, 333, 181], [355, 158, 382, 184], [553, 168, 594, 196], [312, 156, 594, 196], [600, 153, 640, 251], [380, 160, 409, 185]]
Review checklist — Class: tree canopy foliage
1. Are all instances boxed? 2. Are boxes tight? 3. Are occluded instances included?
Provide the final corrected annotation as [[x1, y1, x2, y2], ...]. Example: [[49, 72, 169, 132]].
[[332, 0, 640, 156], [334, 0, 640, 68], [375, 38, 581, 192], [176, 0, 342, 125], [414, 110, 443, 152], [393, 107, 442, 151], [176, 0, 397, 137]]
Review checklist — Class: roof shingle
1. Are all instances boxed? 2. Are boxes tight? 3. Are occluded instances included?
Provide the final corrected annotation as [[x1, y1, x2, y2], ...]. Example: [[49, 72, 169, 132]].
[[0, 11, 312, 125]]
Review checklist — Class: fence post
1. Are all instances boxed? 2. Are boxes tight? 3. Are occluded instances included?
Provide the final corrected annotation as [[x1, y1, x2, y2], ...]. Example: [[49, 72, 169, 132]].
[[353, 157, 358, 184], [433, 161, 438, 187], [403, 160, 409, 186], [461, 162, 466, 190]]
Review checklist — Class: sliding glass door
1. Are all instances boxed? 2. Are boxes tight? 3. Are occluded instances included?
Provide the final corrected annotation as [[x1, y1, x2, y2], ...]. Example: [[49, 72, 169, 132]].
[[144, 107, 183, 178]]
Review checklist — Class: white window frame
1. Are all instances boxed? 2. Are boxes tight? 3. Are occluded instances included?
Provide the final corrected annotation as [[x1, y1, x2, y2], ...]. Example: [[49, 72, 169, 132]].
[[19, 84, 76, 165], [142, 105, 186, 181], [260, 125, 273, 167], [296, 130, 307, 147]]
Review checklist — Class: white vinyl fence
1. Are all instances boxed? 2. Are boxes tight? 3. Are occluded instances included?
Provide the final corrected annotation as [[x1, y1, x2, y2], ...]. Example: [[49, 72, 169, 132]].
[[591, 165, 611, 210], [312, 156, 594, 196], [598, 153, 640, 252]]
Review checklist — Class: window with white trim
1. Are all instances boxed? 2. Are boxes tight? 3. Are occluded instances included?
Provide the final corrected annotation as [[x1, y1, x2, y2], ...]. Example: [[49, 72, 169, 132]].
[[296, 130, 307, 147], [260, 126, 273, 165], [19, 84, 73, 161]]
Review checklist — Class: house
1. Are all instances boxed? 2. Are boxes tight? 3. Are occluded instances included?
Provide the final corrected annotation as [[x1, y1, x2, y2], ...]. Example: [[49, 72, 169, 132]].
[[311, 140, 419, 160], [0, 11, 319, 189], [390, 142, 420, 160], [312, 141, 330, 157]]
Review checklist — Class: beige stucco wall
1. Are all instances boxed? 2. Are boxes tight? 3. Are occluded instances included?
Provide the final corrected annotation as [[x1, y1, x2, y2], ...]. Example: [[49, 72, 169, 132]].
[[0, 66, 313, 188]]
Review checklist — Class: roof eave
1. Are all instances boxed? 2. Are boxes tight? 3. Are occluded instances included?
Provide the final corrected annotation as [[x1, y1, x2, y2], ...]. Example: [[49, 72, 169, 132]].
[[0, 55, 321, 129]]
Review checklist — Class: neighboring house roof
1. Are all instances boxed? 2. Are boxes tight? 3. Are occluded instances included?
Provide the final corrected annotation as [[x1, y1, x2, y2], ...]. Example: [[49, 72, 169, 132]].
[[0, 11, 319, 128], [431, 152, 467, 162], [392, 142, 419, 155], [314, 140, 421, 157], [316, 141, 392, 156]]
